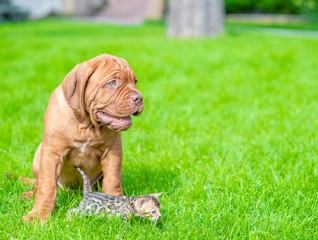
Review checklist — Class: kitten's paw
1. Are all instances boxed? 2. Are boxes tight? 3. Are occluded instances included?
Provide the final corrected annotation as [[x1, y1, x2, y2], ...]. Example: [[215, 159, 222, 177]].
[[66, 208, 78, 220]]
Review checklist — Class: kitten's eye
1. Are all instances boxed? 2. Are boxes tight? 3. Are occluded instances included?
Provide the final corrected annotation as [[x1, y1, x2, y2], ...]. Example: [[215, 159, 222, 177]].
[[151, 210, 156, 214], [134, 79, 137, 85], [105, 80, 117, 87]]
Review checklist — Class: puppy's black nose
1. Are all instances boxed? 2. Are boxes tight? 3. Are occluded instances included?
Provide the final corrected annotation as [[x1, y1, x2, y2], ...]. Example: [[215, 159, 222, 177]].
[[130, 93, 143, 105]]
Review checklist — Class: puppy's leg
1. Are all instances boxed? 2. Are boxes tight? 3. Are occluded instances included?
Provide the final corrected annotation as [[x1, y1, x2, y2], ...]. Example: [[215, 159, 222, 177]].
[[22, 145, 63, 222], [101, 145, 123, 196], [21, 143, 42, 199]]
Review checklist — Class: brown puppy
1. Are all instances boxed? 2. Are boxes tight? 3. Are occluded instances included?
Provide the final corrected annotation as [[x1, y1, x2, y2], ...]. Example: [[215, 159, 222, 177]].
[[22, 54, 143, 222]]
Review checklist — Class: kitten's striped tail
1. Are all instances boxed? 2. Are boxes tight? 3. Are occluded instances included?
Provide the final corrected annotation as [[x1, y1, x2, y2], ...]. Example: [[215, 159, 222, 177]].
[[75, 166, 92, 195]]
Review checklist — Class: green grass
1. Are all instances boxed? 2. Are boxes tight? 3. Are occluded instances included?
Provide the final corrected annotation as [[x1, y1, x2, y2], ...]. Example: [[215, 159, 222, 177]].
[[226, 20, 318, 31], [1, 19, 318, 239]]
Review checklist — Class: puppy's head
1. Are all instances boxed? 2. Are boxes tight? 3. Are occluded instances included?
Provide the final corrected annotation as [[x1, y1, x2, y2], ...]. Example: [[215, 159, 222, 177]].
[[62, 54, 143, 131]]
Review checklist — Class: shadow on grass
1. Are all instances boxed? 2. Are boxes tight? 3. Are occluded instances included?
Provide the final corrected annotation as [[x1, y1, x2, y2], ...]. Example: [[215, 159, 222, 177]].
[[9, 161, 179, 228]]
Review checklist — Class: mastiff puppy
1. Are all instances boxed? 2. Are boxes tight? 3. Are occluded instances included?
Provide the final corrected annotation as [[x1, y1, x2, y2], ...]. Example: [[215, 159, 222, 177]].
[[22, 54, 143, 222]]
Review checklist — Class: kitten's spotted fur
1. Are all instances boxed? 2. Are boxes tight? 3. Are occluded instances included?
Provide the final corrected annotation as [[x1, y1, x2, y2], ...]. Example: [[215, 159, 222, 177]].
[[68, 167, 162, 221]]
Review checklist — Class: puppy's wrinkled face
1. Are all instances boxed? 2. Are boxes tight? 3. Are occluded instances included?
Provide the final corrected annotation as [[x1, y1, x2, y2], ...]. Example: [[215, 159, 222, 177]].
[[86, 55, 144, 131]]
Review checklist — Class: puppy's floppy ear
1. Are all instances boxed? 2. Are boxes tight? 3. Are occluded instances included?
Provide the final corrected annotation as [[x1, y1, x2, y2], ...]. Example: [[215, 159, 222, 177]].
[[62, 61, 98, 117]]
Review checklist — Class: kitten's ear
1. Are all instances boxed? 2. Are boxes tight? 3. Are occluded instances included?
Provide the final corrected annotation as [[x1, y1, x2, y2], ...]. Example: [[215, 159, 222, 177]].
[[138, 198, 149, 208], [139, 199, 145, 207], [150, 193, 163, 198]]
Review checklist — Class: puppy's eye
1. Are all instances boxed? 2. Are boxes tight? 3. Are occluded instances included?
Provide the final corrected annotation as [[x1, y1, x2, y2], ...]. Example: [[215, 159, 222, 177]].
[[151, 210, 156, 214], [106, 80, 117, 87]]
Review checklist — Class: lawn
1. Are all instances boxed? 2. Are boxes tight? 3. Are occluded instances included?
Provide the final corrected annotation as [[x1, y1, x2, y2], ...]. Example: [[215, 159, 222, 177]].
[[1, 19, 318, 239], [226, 19, 318, 31]]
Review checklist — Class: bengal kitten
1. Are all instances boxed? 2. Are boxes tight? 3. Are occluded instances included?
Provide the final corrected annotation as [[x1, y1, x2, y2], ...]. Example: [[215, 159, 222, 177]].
[[68, 167, 162, 221]]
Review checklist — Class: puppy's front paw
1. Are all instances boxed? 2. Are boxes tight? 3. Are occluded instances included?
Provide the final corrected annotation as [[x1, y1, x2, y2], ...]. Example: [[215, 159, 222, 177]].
[[22, 209, 50, 223]]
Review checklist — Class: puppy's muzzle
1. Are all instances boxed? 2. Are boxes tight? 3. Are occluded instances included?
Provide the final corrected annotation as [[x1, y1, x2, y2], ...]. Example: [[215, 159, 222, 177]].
[[130, 93, 143, 106]]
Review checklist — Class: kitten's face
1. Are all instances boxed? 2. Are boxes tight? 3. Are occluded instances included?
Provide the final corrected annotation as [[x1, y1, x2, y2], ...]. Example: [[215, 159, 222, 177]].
[[135, 193, 162, 221]]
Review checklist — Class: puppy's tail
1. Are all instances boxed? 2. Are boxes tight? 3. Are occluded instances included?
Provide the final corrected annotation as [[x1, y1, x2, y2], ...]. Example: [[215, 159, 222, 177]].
[[5, 174, 36, 185], [75, 166, 92, 195]]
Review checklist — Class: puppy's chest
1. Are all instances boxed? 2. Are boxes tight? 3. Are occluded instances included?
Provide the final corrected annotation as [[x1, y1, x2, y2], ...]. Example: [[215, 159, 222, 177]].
[[70, 140, 106, 161], [70, 128, 113, 160]]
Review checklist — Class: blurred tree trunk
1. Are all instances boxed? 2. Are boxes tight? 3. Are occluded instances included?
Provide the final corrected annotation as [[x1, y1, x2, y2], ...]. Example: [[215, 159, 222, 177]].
[[75, 0, 93, 16], [167, 0, 225, 37]]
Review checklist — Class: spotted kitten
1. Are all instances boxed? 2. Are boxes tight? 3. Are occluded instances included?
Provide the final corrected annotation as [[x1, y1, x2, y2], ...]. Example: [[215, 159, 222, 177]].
[[68, 167, 162, 221]]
